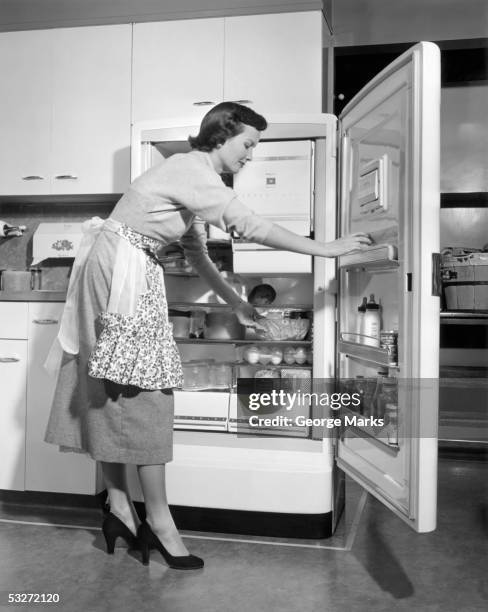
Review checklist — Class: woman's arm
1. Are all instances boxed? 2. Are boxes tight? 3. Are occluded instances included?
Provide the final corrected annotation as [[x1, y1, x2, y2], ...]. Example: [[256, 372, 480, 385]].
[[180, 220, 258, 326], [187, 253, 259, 326], [261, 223, 372, 257], [222, 198, 371, 256]]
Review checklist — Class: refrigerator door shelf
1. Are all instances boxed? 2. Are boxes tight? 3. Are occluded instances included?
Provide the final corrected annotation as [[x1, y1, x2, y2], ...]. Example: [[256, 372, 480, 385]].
[[338, 244, 398, 270], [338, 338, 398, 369]]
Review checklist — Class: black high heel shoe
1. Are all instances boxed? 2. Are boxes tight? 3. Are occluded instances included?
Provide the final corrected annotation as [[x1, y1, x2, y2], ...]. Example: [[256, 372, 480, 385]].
[[137, 521, 204, 570], [102, 512, 138, 554]]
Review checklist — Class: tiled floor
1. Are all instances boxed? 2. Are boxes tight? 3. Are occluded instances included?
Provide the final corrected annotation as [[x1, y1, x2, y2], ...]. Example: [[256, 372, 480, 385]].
[[0, 452, 486, 612]]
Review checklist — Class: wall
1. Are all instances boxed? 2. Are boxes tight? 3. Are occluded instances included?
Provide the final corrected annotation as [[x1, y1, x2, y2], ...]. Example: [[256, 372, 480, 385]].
[[441, 85, 488, 193], [0, 0, 325, 31], [333, 0, 488, 45]]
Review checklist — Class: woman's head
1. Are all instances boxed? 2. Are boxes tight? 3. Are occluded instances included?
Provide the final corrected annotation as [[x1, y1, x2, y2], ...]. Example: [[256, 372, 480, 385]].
[[188, 102, 267, 152], [189, 102, 267, 174]]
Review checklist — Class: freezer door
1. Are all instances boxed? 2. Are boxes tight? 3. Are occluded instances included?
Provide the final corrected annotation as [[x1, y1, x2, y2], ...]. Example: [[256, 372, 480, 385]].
[[336, 43, 440, 532]]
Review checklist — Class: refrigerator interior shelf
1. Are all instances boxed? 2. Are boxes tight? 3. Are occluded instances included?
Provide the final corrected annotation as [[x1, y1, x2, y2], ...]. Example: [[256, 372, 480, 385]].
[[338, 244, 399, 270], [174, 338, 312, 345], [440, 311, 488, 323], [168, 302, 313, 311], [338, 339, 398, 368], [180, 386, 231, 392], [163, 270, 199, 277], [235, 362, 312, 369]]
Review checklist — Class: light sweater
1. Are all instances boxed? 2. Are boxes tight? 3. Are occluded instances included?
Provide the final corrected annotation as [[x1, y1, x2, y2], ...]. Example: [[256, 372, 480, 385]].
[[111, 149, 273, 265]]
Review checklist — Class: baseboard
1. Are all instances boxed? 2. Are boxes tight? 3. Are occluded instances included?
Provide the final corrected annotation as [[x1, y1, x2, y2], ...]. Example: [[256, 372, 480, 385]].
[[134, 501, 333, 539], [0, 489, 334, 538], [0, 489, 106, 509]]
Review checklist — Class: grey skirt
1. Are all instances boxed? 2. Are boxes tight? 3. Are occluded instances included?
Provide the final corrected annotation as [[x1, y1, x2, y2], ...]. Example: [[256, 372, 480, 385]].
[[44, 222, 183, 464]]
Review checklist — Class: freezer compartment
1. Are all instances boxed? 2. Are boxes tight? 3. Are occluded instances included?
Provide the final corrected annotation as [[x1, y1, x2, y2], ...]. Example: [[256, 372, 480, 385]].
[[232, 140, 314, 221]]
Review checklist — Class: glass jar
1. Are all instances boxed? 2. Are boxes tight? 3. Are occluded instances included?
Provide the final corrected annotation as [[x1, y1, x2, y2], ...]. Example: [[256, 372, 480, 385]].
[[375, 377, 398, 419], [209, 363, 232, 389], [182, 361, 210, 390]]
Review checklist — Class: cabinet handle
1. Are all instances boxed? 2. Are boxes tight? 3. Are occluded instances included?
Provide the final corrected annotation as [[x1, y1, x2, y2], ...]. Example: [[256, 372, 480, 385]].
[[231, 99, 253, 105], [33, 319, 59, 325], [192, 101, 215, 106], [22, 175, 45, 181], [55, 174, 78, 180], [0, 357, 20, 363]]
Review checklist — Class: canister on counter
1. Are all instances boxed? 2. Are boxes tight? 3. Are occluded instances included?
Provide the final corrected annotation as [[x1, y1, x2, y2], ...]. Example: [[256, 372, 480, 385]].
[[380, 330, 398, 365]]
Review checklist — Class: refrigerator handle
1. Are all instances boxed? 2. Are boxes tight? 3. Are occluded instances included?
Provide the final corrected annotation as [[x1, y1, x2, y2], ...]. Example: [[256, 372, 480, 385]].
[[431, 253, 443, 297]]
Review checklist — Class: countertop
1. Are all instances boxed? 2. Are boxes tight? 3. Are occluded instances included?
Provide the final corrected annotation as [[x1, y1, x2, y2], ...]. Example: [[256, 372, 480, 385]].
[[0, 290, 67, 302]]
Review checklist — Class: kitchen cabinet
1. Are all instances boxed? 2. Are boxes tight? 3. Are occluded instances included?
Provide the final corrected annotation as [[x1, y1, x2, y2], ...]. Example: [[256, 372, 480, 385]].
[[223, 12, 322, 115], [0, 303, 28, 491], [0, 339, 28, 491], [131, 11, 323, 124], [25, 302, 97, 494], [0, 301, 97, 494], [0, 30, 51, 196], [0, 25, 132, 196], [132, 19, 225, 124]]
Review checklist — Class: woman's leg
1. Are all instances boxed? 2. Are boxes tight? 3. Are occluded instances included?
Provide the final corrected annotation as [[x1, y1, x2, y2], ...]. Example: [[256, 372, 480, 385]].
[[137, 464, 189, 556], [101, 461, 141, 535]]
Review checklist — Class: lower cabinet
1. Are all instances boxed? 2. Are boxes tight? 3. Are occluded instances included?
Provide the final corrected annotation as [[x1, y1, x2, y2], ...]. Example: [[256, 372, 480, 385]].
[[0, 301, 97, 495], [25, 302, 97, 494], [0, 339, 27, 490]]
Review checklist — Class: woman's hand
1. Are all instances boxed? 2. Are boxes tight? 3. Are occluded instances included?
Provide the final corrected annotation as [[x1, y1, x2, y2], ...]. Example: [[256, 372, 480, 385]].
[[321, 233, 373, 257], [232, 301, 266, 330]]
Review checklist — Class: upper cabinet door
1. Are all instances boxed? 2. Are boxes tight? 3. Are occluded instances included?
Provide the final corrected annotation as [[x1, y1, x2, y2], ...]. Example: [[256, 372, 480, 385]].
[[50, 25, 132, 195], [132, 19, 225, 124], [0, 30, 51, 195], [224, 12, 322, 115], [336, 43, 441, 533]]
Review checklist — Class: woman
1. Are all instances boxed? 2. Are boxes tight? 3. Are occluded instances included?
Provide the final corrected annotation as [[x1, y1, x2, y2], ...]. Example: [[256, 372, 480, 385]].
[[45, 102, 371, 570]]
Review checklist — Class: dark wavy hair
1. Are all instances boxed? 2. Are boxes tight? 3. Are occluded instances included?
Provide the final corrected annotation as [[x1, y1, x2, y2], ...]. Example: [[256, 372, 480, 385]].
[[188, 102, 267, 152]]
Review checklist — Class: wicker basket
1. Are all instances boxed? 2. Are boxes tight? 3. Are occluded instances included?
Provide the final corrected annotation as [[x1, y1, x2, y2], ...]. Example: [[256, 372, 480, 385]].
[[441, 250, 488, 311]]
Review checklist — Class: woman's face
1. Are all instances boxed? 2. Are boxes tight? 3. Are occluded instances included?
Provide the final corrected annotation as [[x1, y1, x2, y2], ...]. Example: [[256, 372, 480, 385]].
[[211, 124, 260, 174]]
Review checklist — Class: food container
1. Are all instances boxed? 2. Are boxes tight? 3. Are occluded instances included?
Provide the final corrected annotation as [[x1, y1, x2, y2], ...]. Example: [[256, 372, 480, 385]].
[[281, 367, 312, 394], [441, 249, 488, 311], [380, 330, 398, 365], [168, 310, 191, 338], [250, 308, 311, 341], [243, 345, 260, 364], [208, 362, 233, 388], [254, 368, 280, 379], [181, 360, 210, 390], [204, 312, 245, 340]]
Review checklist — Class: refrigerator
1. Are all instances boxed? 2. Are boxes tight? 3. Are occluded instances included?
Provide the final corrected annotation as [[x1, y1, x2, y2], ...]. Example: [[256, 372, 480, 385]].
[[128, 42, 441, 537]]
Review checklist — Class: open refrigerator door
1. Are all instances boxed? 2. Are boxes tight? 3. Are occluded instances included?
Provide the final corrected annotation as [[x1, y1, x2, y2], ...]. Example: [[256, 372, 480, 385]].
[[335, 42, 441, 532]]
